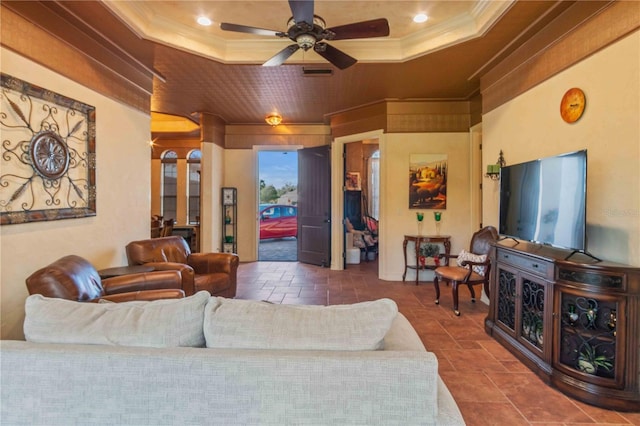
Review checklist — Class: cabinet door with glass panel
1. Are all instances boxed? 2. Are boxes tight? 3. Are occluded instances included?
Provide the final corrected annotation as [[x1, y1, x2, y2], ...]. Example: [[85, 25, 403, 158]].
[[554, 285, 624, 389], [495, 265, 552, 360]]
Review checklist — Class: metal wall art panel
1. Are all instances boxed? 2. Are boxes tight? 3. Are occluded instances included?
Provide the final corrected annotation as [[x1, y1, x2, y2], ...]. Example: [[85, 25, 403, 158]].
[[0, 73, 96, 225]]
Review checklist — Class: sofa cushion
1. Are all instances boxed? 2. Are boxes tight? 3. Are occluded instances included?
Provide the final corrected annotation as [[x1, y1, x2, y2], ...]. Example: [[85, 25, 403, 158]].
[[203, 297, 398, 351], [24, 291, 211, 348]]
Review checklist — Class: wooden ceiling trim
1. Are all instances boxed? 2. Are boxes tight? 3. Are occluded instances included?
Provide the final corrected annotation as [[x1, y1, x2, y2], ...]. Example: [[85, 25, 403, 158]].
[[199, 113, 226, 148], [468, 0, 576, 82], [224, 134, 331, 150], [2, 1, 156, 94], [386, 100, 470, 115], [329, 100, 472, 135], [469, 94, 483, 128], [329, 102, 388, 138], [481, 1, 639, 114], [386, 100, 470, 132], [387, 114, 470, 133], [1, 4, 151, 113], [224, 125, 331, 136], [480, 1, 609, 92], [224, 124, 331, 149], [151, 139, 200, 160]]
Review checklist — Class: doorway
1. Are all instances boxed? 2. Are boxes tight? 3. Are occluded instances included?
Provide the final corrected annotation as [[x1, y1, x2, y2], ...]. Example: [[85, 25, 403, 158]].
[[344, 140, 379, 268], [258, 150, 298, 261]]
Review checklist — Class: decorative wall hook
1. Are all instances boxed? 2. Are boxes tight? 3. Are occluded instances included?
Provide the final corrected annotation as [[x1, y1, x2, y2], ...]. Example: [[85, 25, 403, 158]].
[[485, 150, 506, 180]]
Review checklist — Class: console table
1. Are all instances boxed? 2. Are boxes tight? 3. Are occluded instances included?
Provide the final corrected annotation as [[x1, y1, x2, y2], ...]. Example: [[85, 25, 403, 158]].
[[485, 240, 640, 411], [402, 235, 451, 285]]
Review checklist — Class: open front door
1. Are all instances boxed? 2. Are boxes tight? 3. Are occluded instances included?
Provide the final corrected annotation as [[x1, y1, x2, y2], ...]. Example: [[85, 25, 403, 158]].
[[297, 145, 331, 266]]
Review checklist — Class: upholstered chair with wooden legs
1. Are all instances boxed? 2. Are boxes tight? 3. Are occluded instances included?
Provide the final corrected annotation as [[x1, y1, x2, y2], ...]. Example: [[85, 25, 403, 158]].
[[433, 226, 498, 316]]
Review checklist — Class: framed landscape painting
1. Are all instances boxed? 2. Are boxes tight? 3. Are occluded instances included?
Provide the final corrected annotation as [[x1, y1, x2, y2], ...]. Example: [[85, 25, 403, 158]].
[[409, 154, 447, 209]]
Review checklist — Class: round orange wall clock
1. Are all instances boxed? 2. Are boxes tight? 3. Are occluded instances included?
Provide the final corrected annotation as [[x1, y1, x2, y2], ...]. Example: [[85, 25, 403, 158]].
[[560, 88, 586, 123]]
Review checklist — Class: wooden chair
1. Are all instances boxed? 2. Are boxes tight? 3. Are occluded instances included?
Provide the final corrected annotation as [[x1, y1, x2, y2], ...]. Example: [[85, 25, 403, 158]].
[[151, 216, 163, 238], [433, 226, 498, 316], [161, 219, 174, 237]]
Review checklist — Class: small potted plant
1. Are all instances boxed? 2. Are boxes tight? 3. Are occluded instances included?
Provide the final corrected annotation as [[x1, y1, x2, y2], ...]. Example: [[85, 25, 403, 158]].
[[419, 243, 440, 267], [577, 343, 613, 375]]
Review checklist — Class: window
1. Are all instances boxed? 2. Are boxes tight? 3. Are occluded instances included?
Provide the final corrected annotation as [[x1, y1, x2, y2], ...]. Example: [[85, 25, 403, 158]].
[[187, 149, 201, 224], [263, 207, 279, 218], [368, 150, 380, 219], [161, 150, 177, 221]]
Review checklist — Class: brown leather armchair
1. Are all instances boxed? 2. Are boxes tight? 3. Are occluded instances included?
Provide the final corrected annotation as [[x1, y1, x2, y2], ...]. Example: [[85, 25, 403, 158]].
[[26, 255, 185, 302], [125, 236, 239, 298]]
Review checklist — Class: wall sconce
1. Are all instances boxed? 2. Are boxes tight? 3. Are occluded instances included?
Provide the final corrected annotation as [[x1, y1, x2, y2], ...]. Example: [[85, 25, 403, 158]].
[[485, 150, 506, 180], [265, 113, 282, 126]]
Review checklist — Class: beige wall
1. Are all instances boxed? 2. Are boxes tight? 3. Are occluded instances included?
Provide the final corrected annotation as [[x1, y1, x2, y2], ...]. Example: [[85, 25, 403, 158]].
[[223, 149, 258, 261], [332, 130, 475, 279], [378, 133, 474, 281], [200, 142, 225, 253], [1, 49, 153, 339], [482, 31, 640, 266]]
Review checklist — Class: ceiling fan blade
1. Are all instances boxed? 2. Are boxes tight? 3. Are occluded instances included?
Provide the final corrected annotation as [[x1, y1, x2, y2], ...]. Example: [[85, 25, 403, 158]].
[[220, 22, 282, 37], [288, 0, 314, 25], [327, 18, 390, 40], [263, 44, 301, 67], [314, 43, 357, 70]]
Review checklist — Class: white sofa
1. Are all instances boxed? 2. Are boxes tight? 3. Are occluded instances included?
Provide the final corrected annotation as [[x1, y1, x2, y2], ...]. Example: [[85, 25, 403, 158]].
[[1, 293, 464, 425]]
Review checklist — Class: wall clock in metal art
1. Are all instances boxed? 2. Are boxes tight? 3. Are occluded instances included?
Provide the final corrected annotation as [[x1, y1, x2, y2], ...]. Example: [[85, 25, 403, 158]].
[[0, 73, 96, 225]]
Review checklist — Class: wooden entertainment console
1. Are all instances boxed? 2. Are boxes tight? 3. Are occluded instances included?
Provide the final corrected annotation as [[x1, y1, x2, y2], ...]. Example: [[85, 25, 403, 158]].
[[485, 240, 640, 411]]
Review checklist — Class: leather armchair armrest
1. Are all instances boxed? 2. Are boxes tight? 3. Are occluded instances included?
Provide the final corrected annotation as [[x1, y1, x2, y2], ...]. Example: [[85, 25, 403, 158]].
[[135, 262, 196, 296], [102, 270, 182, 294], [98, 289, 185, 302], [188, 253, 239, 275]]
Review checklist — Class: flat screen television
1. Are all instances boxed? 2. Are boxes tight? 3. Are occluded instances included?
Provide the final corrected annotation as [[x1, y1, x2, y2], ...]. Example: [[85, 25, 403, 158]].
[[499, 150, 587, 252]]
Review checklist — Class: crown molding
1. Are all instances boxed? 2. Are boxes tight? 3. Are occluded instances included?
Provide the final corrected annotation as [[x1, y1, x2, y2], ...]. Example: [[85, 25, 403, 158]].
[[103, 1, 513, 64]]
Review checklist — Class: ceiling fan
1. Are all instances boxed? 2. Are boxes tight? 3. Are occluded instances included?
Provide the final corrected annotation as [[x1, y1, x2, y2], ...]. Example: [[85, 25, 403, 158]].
[[220, 0, 389, 70]]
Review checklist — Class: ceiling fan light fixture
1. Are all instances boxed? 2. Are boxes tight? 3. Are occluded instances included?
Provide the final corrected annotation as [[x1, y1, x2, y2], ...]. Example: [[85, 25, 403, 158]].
[[220, 1, 389, 69], [265, 113, 283, 126], [296, 33, 316, 50]]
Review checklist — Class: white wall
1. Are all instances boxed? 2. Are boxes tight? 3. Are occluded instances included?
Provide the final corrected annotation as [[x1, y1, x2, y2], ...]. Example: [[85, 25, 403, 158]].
[[482, 31, 640, 266], [0, 49, 153, 339]]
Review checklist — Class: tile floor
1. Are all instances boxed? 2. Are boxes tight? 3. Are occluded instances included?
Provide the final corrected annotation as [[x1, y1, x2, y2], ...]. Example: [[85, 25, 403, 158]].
[[236, 260, 640, 426]]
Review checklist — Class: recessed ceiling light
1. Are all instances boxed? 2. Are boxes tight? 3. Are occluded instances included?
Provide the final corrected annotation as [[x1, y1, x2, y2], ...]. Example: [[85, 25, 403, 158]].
[[413, 13, 428, 23], [197, 16, 212, 26]]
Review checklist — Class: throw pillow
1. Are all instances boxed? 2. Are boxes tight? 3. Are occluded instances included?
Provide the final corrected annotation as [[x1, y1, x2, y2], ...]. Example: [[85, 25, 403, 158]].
[[456, 249, 488, 276], [203, 297, 398, 351], [24, 290, 211, 348]]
